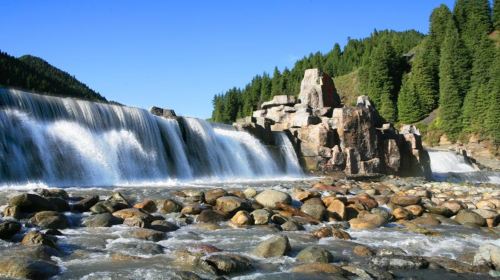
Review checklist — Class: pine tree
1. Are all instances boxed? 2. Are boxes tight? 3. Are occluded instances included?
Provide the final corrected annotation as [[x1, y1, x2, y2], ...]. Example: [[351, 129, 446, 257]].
[[366, 40, 398, 122], [411, 38, 440, 114], [438, 19, 470, 141], [397, 74, 424, 123], [454, 0, 493, 54], [462, 33, 495, 132], [270, 67, 282, 97], [485, 47, 500, 144], [259, 73, 272, 103], [494, 0, 500, 30], [324, 43, 341, 77], [430, 4, 453, 51]]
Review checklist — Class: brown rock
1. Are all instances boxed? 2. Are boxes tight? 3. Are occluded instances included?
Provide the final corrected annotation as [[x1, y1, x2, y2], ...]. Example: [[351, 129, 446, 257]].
[[204, 188, 227, 205], [230, 210, 253, 226], [133, 199, 157, 213], [290, 262, 344, 274], [215, 196, 249, 214], [392, 207, 412, 220], [127, 228, 164, 241], [332, 228, 351, 240], [158, 199, 182, 213], [405, 205, 424, 216], [353, 245, 374, 257], [390, 195, 421, 207], [349, 193, 378, 210], [21, 231, 57, 248], [326, 199, 346, 220], [312, 227, 333, 239], [112, 208, 153, 222]]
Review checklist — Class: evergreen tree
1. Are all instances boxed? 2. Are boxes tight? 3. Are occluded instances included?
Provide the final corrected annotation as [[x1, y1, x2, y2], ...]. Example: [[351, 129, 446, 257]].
[[430, 4, 453, 51], [397, 74, 424, 123], [324, 43, 341, 77], [366, 40, 398, 122], [411, 38, 440, 114], [485, 47, 500, 144], [438, 19, 470, 141], [270, 67, 282, 97], [259, 73, 272, 104], [494, 0, 500, 30], [462, 33, 495, 132], [454, 0, 493, 54]]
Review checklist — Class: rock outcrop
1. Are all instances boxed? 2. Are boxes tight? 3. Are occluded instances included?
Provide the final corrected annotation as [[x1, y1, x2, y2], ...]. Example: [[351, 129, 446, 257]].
[[234, 68, 431, 177]]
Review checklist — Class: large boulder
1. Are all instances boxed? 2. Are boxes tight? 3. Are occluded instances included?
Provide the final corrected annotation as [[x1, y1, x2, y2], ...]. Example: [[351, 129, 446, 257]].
[[254, 190, 291, 209], [0, 257, 59, 280], [296, 246, 333, 263], [0, 221, 22, 240], [298, 69, 341, 109], [261, 95, 297, 109], [83, 213, 123, 228], [253, 235, 291, 258], [9, 194, 54, 213], [30, 211, 69, 229]]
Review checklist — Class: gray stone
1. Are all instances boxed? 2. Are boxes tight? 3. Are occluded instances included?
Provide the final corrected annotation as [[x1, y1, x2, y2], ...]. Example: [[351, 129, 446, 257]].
[[253, 235, 291, 258], [250, 209, 271, 225], [30, 211, 69, 229], [261, 95, 297, 109], [9, 193, 54, 213], [201, 254, 252, 275], [455, 209, 486, 226], [0, 256, 59, 280], [255, 190, 291, 209], [83, 213, 123, 228], [298, 69, 340, 109], [296, 246, 333, 263]]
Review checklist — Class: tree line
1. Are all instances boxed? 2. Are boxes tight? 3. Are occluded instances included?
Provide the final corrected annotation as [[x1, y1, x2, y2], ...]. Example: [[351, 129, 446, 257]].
[[212, 0, 499, 145], [0, 51, 107, 102]]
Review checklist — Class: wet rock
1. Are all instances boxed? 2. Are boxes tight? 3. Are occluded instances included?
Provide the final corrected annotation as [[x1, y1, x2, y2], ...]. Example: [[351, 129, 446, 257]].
[[293, 190, 318, 202], [111, 242, 165, 256], [392, 207, 412, 220], [181, 203, 203, 215], [425, 205, 454, 217], [253, 235, 291, 258], [133, 199, 157, 213], [243, 188, 257, 199], [371, 256, 429, 270], [349, 193, 378, 210], [474, 243, 500, 270], [82, 213, 123, 227], [331, 228, 351, 240], [124, 217, 150, 228], [34, 188, 68, 200], [3, 205, 23, 219], [182, 190, 205, 203], [427, 256, 490, 274], [280, 220, 304, 231], [0, 220, 21, 240], [296, 246, 333, 263], [172, 271, 203, 280], [312, 227, 333, 239], [300, 198, 326, 220], [250, 209, 271, 225], [72, 195, 99, 212], [126, 228, 164, 241], [349, 212, 387, 230], [326, 199, 346, 220], [197, 209, 226, 223], [230, 210, 253, 226], [108, 192, 131, 206], [411, 214, 441, 226], [254, 190, 291, 209], [46, 197, 70, 212], [290, 262, 344, 274], [112, 208, 153, 223], [215, 196, 249, 214], [0, 256, 59, 280], [353, 245, 374, 257], [204, 188, 227, 205], [30, 211, 69, 229], [454, 209, 486, 227], [158, 199, 183, 213], [149, 220, 178, 232], [442, 200, 464, 215], [9, 193, 54, 213], [91, 200, 128, 214], [404, 204, 424, 216], [201, 254, 252, 275], [390, 195, 421, 207], [21, 231, 57, 249]]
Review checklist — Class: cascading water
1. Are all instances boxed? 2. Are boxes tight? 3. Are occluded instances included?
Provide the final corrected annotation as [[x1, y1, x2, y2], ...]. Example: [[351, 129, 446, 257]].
[[274, 132, 303, 175], [428, 150, 500, 184], [0, 88, 303, 187]]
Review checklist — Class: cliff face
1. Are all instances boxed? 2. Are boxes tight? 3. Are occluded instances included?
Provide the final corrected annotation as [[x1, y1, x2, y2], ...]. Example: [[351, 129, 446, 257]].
[[234, 68, 431, 178]]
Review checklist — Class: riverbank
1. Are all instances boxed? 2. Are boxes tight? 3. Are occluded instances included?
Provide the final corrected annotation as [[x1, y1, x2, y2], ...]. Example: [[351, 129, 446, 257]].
[[0, 177, 498, 279]]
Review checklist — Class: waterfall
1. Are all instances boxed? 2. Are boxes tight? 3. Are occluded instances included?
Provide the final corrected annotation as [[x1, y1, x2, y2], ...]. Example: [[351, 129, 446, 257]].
[[0, 88, 303, 186], [274, 132, 303, 175], [428, 150, 499, 184]]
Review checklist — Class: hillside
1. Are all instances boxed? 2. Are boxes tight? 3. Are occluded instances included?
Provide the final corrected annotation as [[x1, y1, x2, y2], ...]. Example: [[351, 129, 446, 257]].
[[212, 0, 500, 146], [0, 50, 107, 102]]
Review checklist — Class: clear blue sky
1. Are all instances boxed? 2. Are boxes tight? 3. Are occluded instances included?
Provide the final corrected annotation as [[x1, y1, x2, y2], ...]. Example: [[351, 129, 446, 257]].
[[0, 0, 455, 119]]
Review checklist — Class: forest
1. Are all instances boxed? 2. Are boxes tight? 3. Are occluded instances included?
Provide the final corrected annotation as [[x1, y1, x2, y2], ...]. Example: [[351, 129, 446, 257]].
[[0, 51, 107, 102], [211, 0, 500, 146]]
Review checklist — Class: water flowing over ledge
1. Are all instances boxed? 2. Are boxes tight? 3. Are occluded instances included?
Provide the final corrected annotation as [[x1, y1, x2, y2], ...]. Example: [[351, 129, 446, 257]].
[[0, 88, 303, 187]]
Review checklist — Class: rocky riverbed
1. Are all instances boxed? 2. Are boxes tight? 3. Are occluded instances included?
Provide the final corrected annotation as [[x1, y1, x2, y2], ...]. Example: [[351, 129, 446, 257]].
[[0, 177, 499, 279]]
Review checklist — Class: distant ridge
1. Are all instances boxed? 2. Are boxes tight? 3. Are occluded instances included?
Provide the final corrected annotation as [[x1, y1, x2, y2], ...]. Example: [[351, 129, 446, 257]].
[[0, 50, 107, 102]]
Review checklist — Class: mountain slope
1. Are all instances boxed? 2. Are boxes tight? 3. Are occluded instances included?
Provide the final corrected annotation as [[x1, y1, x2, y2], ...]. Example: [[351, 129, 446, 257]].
[[0, 50, 107, 102]]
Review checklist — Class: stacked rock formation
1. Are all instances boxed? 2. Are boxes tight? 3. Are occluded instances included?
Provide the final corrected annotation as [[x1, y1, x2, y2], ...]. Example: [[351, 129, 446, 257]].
[[234, 68, 431, 177]]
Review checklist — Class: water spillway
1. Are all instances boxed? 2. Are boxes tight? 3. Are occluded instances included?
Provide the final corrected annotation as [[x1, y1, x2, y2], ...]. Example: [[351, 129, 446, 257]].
[[0, 88, 303, 187]]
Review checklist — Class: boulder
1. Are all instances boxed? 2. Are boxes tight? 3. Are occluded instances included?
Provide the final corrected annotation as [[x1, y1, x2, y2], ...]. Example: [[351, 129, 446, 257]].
[[82, 213, 123, 227], [90, 200, 128, 214], [158, 199, 183, 213], [133, 199, 157, 213], [215, 196, 249, 214], [0, 257, 59, 280], [454, 210, 486, 227], [204, 188, 227, 205], [298, 69, 340, 109], [149, 220, 178, 232], [353, 245, 375, 257], [280, 220, 304, 231], [296, 246, 333, 263], [473, 243, 500, 269], [72, 195, 99, 212], [253, 235, 291, 258], [9, 193, 53, 213], [201, 254, 252, 275], [261, 95, 297, 109], [290, 262, 344, 274], [390, 195, 421, 207], [254, 190, 291, 209], [21, 231, 57, 249], [0, 220, 22, 240], [250, 209, 271, 225], [112, 208, 153, 223], [150, 106, 177, 118], [300, 198, 326, 220], [126, 228, 164, 242], [230, 210, 253, 226], [196, 209, 226, 223], [30, 211, 69, 229], [349, 213, 387, 230]]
